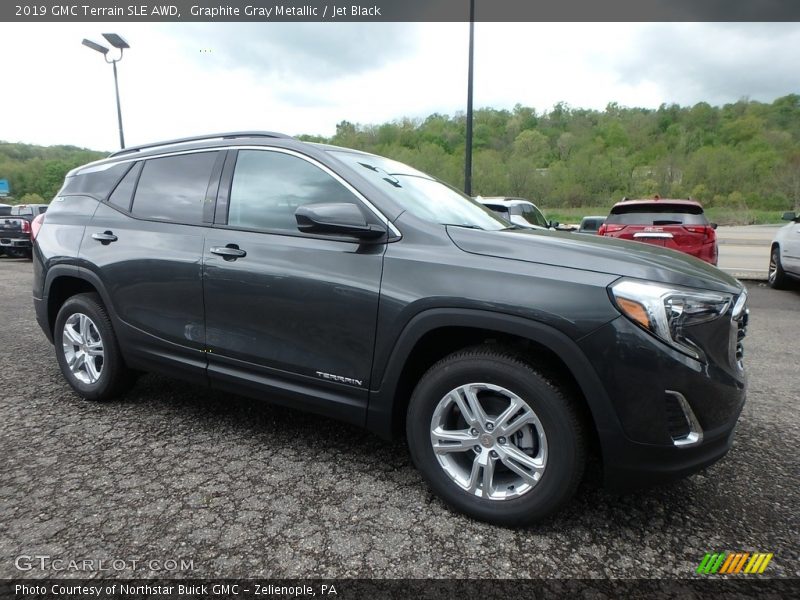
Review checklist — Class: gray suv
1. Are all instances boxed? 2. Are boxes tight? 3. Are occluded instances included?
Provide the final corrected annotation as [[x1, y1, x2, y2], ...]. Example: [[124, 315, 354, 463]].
[[33, 132, 748, 525]]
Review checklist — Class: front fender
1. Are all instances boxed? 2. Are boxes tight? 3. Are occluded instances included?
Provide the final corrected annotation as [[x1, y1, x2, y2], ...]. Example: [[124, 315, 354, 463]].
[[365, 308, 624, 446]]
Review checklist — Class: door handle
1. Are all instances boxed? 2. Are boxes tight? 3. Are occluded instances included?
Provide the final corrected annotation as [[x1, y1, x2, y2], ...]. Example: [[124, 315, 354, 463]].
[[92, 231, 118, 244], [210, 244, 247, 260]]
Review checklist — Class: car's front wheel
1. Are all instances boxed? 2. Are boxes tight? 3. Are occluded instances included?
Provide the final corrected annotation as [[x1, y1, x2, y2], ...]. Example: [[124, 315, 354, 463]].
[[768, 245, 790, 289], [54, 293, 134, 401], [406, 346, 585, 526]]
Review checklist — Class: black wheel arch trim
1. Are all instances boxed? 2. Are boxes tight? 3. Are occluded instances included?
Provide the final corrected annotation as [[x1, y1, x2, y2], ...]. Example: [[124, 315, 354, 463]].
[[365, 307, 625, 444], [42, 264, 121, 339]]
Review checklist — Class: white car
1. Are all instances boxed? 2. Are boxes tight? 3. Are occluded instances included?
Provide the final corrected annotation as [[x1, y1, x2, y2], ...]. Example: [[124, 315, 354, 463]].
[[769, 211, 800, 289], [476, 197, 554, 230]]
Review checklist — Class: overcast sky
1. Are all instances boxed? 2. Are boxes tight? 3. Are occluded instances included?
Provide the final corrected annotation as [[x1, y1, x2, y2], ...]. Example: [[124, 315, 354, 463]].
[[1, 22, 798, 151]]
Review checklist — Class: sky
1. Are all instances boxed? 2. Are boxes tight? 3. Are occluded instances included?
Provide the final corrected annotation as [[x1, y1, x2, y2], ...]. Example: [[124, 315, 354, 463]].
[[0, 22, 798, 151]]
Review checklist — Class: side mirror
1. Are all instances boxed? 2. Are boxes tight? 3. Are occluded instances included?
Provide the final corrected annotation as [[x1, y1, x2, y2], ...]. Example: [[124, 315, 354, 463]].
[[710, 222, 718, 230], [549, 220, 560, 229], [781, 211, 797, 222], [295, 203, 387, 239]]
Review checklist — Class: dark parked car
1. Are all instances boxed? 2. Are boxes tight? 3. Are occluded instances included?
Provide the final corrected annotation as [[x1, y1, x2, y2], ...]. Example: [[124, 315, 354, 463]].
[[1, 204, 48, 258], [33, 133, 748, 525], [598, 197, 718, 265], [576, 215, 606, 234]]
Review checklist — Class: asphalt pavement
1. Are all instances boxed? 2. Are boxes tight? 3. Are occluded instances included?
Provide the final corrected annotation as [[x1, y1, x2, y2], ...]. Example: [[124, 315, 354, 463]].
[[0, 258, 797, 580]]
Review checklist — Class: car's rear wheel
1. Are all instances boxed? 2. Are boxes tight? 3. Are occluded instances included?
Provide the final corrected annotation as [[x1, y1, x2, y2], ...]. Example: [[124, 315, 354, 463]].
[[406, 346, 585, 526], [768, 245, 790, 289], [54, 293, 134, 401]]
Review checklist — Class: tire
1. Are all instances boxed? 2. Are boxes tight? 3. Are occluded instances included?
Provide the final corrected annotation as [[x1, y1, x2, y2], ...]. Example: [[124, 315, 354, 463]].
[[53, 293, 134, 401], [406, 345, 586, 526], [768, 245, 790, 290]]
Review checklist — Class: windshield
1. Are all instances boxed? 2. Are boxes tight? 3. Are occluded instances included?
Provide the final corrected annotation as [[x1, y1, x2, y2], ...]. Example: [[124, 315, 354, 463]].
[[329, 150, 508, 231]]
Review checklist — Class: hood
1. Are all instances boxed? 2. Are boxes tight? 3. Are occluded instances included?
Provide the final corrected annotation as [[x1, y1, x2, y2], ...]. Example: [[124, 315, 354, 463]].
[[447, 226, 743, 294]]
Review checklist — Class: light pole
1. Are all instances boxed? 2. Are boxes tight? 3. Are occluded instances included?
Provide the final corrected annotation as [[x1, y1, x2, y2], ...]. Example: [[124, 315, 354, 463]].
[[82, 33, 130, 149], [464, 0, 475, 196]]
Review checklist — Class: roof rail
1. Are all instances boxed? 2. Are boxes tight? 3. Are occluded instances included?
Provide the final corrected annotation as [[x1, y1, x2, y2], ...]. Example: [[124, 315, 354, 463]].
[[108, 131, 294, 157]]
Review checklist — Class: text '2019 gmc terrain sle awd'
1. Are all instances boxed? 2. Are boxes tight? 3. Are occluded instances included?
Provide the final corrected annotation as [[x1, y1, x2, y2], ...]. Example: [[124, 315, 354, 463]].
[[33, 132, 748, 525]]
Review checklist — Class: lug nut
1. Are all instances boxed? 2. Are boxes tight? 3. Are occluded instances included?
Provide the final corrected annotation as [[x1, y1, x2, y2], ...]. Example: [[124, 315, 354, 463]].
[[490, 450, 498, 458], [474, 445, 482, 452], [485, 422, 494, 431], [470, 428, 478, 436], [497, 436, 506, 444]]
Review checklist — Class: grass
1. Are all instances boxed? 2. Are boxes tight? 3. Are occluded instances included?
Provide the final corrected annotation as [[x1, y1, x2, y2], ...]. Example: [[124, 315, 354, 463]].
[[544, 206, 788, 227]]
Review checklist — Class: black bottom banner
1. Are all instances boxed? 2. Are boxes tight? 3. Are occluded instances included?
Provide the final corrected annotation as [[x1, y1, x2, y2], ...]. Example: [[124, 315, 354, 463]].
[[1, 579, 797, 600]]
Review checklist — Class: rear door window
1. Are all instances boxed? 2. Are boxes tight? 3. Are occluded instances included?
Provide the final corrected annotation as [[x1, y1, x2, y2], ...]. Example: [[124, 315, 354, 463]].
[[131, 152, 219, 224]]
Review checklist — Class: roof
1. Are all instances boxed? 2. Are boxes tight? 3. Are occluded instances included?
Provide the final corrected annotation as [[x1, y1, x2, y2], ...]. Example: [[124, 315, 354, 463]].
[[67, 131, 304, 178], [612, 197, 703, 208], [477, 196, 538, 207]]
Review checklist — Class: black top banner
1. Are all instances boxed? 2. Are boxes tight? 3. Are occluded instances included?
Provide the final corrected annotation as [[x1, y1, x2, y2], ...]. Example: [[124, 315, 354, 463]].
[[3, 0, 800, 22]]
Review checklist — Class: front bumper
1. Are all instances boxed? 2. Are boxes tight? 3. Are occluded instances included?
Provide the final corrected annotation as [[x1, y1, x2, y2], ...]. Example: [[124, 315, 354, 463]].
[[599, 416, 740, 489], [578, 315, 746, 488]]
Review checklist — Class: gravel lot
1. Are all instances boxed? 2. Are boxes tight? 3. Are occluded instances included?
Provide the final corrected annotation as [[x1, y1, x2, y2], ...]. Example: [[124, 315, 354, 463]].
[[0, 258, 797, 580]]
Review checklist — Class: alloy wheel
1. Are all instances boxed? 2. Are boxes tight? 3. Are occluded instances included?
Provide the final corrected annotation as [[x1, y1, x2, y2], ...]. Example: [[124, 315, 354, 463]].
[[429, 382, 548, 500], [61, 313, 105, 384]]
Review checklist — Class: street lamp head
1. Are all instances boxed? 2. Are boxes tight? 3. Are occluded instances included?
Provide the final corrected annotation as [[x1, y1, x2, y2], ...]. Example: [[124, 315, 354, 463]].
[[82, 39, 109, 55], [102, 33, 130, 50]]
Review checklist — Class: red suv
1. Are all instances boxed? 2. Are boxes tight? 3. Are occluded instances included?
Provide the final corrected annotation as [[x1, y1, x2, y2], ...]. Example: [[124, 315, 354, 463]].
[[598, 198, 718, 265]]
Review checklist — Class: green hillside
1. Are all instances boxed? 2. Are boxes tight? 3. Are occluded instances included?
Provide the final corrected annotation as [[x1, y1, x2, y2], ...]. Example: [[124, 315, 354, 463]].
[[3, 95, 799, 223]]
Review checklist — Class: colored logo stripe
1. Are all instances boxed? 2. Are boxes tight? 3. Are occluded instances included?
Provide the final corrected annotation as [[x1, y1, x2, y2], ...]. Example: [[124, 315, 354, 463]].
[[697, 552, 773, 575], [744, 553, 773, 574]]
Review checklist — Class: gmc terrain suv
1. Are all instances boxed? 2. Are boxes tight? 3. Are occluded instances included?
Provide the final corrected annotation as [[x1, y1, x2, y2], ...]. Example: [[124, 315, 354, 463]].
[[33, 132, 748, 525]]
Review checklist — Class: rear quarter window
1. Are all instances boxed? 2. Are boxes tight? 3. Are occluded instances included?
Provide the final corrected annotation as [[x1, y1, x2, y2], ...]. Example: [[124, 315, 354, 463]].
[[61, 162, 131, 200], [606, 203, 708, 226]]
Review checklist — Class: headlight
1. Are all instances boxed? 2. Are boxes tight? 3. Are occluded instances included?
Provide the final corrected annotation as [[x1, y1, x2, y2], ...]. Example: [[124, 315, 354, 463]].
[[610, 279, 733, 360]]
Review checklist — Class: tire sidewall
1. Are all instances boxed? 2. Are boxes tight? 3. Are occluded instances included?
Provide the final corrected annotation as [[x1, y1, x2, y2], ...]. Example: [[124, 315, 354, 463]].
[[54, 295, 119, 400], [407, 354, 582, 525], [770, 246, 787, 289]]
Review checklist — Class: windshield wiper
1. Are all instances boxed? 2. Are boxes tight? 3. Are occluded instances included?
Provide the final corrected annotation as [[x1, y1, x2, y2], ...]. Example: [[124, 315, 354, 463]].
[[444, 223, 483, 230]]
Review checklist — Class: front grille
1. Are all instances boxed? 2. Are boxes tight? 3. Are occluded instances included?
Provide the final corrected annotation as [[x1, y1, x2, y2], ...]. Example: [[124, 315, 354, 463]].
[[665, 393, 691, 440]]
